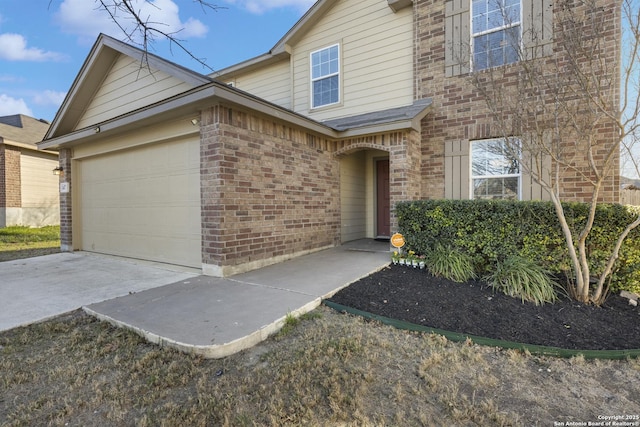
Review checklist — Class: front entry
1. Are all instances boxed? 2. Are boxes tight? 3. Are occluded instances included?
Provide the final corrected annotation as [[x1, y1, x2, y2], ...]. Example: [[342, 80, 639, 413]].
[[376, 159, 390, 238]]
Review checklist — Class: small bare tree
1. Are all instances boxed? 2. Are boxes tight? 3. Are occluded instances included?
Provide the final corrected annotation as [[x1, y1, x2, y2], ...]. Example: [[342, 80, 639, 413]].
[[469, 0, 640, 304]]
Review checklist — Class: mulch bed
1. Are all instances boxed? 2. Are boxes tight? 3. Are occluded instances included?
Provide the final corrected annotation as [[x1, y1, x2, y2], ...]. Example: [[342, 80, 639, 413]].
[[328, 264, 640, 351]]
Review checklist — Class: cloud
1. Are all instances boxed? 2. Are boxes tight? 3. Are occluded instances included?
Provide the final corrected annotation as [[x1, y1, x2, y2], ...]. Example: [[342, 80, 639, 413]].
[[0, 34, 65, 62], [0, 94, 33, 116], [33, 90, 67, 107], [224, 0, 316, 14], [56, 0, 208, 44]]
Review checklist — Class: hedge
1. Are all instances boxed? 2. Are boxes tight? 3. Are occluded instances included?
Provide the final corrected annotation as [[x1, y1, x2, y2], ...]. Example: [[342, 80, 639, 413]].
[[395, 199, 640, 294]]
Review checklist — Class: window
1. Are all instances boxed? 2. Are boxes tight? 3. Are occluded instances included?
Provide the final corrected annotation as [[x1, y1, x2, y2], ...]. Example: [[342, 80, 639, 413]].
[[472, 0, 521, 70], [471, 138, 520, 200], [311, 44, 340, 108]]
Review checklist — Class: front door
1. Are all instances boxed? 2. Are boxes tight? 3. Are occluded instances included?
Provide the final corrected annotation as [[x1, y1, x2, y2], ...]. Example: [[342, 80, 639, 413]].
[[376, 159, 390, 238]]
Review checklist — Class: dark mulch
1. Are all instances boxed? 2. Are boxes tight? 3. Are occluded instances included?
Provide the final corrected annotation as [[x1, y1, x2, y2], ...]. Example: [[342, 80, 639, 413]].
[[328, 264, 640, 351]]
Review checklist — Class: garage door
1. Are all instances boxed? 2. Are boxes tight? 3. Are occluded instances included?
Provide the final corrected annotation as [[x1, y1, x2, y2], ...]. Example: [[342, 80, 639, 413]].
[[77, 137, 201, 268]]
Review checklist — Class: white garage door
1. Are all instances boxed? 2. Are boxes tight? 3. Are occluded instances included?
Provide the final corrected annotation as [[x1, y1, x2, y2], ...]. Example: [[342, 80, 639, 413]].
[[78, 137, 201, 268]]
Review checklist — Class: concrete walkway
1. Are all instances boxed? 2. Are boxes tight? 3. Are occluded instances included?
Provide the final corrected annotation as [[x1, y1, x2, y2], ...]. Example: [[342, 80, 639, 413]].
[[84, 240, 390, 358], [0, 252, 197, 332]]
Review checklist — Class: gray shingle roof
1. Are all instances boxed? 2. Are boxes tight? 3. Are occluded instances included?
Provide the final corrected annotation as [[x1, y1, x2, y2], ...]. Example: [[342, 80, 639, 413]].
[[0, 115, 50, 146], [323, 98, 432, 131]]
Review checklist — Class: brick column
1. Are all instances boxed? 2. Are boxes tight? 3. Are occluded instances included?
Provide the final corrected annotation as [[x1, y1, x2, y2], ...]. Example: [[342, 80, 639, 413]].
[[389, 129, 422, 233], [58, 149, 73, 251]]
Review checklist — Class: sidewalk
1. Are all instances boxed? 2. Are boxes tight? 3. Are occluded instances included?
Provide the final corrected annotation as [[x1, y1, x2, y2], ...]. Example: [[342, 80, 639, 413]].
[[84, 240, 390, 358]]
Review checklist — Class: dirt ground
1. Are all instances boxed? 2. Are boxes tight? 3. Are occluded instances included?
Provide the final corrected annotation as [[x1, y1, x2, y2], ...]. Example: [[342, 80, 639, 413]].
[[2, 304, 640, 426], [328, 264, 640, 350]]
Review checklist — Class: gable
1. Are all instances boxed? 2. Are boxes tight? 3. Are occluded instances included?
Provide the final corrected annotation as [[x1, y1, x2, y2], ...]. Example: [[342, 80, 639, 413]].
[[75, 54, 197, 130], [291, 0, 414, 120], [46, 34, 211, 139], [217, 0, 414, 122]]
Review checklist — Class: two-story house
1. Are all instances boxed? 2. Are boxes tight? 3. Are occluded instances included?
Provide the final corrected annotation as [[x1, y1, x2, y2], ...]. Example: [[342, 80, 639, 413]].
[[39, 0, 620, 276]]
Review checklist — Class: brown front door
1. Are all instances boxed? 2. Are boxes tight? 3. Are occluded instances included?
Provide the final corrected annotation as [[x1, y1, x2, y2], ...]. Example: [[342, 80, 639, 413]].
[[376, 159, 390, 238]]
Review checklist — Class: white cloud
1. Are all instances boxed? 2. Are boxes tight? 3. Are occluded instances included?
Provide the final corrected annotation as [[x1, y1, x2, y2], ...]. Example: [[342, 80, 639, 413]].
[[0, 94, 33, 116], [0, 34, 65, 62], [56, 0, 208, 43], [224, 0, 316, 14], [33, 90, 67, 107]]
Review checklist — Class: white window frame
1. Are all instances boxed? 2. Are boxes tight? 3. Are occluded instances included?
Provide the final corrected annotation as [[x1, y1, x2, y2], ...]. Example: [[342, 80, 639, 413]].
[[470, 138, 522, 200], [471, 0, 522, 71], [310, 44, 340, 109]]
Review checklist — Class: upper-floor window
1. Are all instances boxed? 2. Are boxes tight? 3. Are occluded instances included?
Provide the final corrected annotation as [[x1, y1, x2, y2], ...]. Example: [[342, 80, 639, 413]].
[[311, 44, 340, 108], [472, 0, 521, 70], [471, 138, 521, 199]]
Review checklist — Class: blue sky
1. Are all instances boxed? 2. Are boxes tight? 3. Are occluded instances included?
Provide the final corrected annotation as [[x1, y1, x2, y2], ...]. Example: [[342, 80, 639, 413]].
[[0, 0, 316, 121]]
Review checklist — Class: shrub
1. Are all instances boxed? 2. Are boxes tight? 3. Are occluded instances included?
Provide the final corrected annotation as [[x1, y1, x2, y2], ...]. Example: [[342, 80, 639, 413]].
[[395, 200, 640, 295], [425, 244, 476, 283], [485, 256, 559, 306]]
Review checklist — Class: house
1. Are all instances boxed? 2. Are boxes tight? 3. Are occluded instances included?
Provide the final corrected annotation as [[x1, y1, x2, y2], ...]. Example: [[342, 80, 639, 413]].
[[0, 115, 59, 228], [39, 0, 620, 276]]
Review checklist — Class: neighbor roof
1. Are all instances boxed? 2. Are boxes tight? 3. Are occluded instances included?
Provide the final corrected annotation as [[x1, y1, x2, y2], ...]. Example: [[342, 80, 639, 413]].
[[0, 115, 51, 147]]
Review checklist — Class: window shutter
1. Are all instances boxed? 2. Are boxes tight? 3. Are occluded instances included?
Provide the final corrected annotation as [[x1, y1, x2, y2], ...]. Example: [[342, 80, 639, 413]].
[[445, 140, 470, 199], [522, 0, 553, 59], [521, 132, 552, 201], [445, 0, 471, 77]]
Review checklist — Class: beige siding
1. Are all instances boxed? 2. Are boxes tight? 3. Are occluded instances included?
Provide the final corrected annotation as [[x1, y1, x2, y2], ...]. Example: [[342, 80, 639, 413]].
[[75, 136, 201, 268], [73, 117, 197, 160], [19, 151, 60, 226], [340, 151, 367, 242], [225, 61, 292, 109], [76, 54, 195, 129], [291, 0, 414, 120]]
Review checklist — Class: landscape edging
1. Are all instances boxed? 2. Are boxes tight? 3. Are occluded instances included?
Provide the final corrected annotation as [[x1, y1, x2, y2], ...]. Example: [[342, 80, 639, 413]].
[[322, 300, 640, 360]]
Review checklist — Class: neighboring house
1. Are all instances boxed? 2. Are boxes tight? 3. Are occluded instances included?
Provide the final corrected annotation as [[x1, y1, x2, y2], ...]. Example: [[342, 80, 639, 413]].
[[0, 115, 59, 228], [39, 0, 620, 276]]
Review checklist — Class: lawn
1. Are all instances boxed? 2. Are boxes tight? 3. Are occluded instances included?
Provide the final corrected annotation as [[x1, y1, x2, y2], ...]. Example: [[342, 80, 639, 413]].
[[0, 225, 60, 262], [1, 307, 640, 425], [1, 231, 639, 425]]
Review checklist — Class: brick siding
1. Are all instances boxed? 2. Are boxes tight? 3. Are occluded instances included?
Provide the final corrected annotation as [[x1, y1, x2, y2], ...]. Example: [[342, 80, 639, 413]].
[[414, 0, 620, 202], [0, 145, 22, 208], [200, 104, 341, 275], [58, 149, 72, 251]]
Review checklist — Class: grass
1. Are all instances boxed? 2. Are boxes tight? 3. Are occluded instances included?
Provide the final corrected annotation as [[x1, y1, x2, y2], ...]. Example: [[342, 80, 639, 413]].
[[486, 255, 560, 306], [0, 225, 60, 262], [1, 307, 640, 426], [425, 244, 477, 283]]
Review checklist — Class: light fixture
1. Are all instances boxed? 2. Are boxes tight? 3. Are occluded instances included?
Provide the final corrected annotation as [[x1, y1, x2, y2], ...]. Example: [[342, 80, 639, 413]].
[[53, 166, 64, 176], [94, 126, 101, 133], [191, 118, 200, 126]]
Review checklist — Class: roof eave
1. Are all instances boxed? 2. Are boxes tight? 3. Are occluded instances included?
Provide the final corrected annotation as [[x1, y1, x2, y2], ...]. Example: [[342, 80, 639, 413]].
[[38, 82, 338, 150]]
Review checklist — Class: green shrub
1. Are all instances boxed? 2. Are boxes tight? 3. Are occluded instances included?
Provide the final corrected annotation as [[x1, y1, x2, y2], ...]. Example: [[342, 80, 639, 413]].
[[425, 244, 476, 283], [485, 256, 559, 306], [395, 200, 640, 295]]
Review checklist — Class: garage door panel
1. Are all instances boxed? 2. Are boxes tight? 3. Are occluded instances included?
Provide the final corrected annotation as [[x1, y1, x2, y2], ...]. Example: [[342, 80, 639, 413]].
[[78, 138, 201, 268]]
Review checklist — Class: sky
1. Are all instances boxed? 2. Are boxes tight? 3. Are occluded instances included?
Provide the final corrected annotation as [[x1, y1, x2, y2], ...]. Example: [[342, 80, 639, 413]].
[[0, 0, 316, 122]]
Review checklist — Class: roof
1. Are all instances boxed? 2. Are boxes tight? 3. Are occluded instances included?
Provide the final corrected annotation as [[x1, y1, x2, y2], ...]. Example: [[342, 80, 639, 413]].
[[323, 99, 432, 133], [0, 115, 51, 147]]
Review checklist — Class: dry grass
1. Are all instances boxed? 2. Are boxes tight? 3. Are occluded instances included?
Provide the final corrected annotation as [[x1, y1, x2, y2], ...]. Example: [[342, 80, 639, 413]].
[[2, 306, 640, 426]]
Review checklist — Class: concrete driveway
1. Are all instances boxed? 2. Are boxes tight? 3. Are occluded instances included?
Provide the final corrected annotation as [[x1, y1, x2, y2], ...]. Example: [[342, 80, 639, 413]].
[[0, 252, 198, 331]]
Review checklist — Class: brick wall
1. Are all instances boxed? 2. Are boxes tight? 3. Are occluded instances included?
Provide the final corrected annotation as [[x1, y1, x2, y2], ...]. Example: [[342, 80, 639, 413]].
[[200, 104, 341, 276], [414, 0, 620, 202], [0, 145, 22, 208]]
